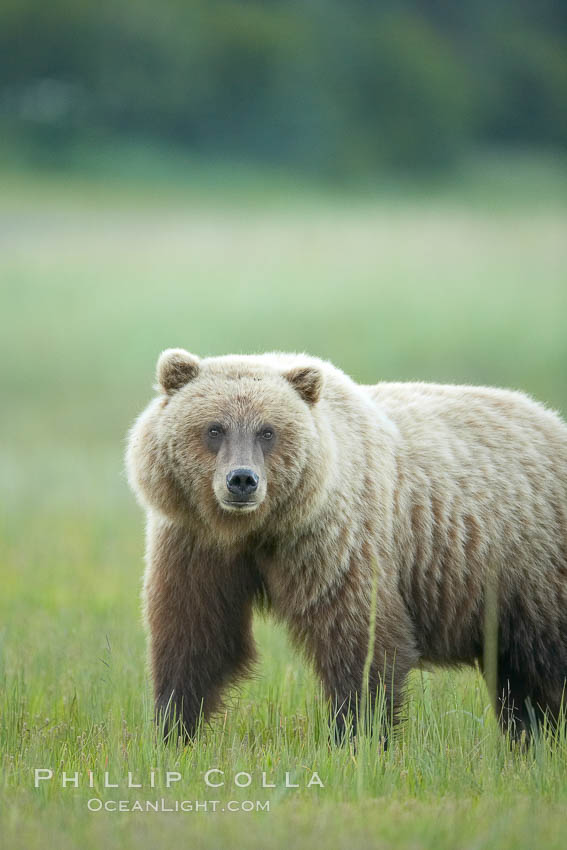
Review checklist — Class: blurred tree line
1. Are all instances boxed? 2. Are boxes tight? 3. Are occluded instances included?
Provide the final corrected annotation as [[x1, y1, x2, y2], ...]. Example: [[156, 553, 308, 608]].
[[0, 0, 565, 174]]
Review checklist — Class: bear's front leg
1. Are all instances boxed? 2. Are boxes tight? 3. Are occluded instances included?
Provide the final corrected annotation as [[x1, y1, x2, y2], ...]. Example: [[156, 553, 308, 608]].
[[144, 518, 258, 741], [308, 591, 418, 745], [324, 656, 407, 745]]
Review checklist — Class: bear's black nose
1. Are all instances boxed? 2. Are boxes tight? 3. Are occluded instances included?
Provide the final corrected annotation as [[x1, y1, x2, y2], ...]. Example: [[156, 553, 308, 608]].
[[226, 468, 259, 497]]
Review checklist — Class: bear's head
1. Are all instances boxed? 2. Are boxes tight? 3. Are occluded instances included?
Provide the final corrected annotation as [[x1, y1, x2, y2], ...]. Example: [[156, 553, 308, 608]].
[[126, 349, 326, 542]]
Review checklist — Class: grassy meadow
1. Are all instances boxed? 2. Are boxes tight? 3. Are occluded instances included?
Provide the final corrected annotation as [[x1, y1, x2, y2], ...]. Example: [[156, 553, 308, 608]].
[[1, 155, 567, 849]]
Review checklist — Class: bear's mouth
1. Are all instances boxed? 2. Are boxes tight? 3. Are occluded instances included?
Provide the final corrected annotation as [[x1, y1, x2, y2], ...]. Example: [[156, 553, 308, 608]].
[[221, 499, 260, 513]]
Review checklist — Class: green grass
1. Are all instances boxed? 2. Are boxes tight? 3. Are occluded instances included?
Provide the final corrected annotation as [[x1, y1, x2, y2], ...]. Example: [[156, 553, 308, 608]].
[[1, 157, 567, 849]]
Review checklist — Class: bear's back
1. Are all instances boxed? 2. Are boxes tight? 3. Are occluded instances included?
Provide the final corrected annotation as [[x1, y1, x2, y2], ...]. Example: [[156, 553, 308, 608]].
[[364, 381, 567, 467], [358, 380, 567, 662]]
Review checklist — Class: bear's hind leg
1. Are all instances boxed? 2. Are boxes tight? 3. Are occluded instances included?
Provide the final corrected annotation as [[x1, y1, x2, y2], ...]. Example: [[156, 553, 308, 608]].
[[530, 681, 566, 737], [494, 668, 533, 741], [495, 667, 566, 741]]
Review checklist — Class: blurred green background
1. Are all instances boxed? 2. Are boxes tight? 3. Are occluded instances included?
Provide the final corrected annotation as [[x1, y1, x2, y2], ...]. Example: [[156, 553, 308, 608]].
[[1, 3, 567, 848], [1, 0, 567, 174]]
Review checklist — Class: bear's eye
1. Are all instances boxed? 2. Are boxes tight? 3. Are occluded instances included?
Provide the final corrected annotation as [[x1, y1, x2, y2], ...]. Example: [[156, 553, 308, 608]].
[[208, 425, 223, 438], [260, 428, 274, 441]]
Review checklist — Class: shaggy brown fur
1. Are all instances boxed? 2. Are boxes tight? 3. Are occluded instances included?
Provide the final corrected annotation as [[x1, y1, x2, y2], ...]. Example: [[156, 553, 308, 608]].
[[126, 350, 567, 741]]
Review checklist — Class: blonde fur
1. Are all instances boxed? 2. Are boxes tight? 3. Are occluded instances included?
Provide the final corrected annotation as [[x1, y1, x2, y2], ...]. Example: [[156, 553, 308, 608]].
[[127, 351, 567, 740]]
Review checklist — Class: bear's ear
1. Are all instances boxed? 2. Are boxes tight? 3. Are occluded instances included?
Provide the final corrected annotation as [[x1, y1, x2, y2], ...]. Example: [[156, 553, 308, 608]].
[[156, 348, 200, 394], [284, 366, 323, 405]]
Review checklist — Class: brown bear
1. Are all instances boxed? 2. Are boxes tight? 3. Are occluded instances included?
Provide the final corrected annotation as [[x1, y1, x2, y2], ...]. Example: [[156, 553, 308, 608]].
[[126, 349, 567, 741]]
